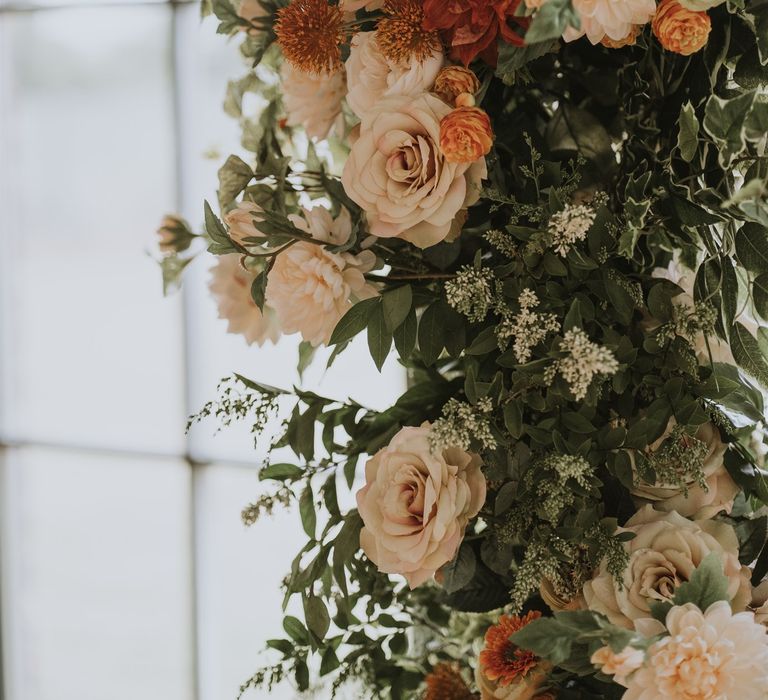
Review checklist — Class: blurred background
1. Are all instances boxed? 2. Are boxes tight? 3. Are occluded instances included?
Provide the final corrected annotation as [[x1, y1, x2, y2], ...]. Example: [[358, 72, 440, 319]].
[[0, 4, 404, 698]]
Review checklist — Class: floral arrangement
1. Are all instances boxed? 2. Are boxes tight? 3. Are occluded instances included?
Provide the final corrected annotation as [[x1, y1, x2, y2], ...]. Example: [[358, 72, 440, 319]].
[[156, 0, 768, 696]]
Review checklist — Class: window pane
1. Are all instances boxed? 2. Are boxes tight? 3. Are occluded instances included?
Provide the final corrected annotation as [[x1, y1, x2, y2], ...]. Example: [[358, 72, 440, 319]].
[[194, 464, 307, 699], [0, 446, 194, 700], [0, 8, 186, 454]]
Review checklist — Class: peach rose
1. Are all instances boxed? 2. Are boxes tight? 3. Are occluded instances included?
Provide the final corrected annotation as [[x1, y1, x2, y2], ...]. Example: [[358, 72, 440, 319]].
[[345, 31, 445, 121], [591, 645, 644, 685], [433, 66, 481, 105], [539, 577, 587, 612], [475, 666, 551, 700], [652, 0, 711, 55], [356, 424, 486, 588], [600, 24, 642, 48], [237, 0, 267, 33], [629, 419, 739, 519], [341, 0, 383, 11], [751, 580, 768, 626], [265, 206, 377, 346], [583, 506, 752, 629], [224, 200, 265, 247], [342, 93, 487, 249], [280, 63, 346, 141], [209, 254, 280, 346], [440, 106, 493, 164]]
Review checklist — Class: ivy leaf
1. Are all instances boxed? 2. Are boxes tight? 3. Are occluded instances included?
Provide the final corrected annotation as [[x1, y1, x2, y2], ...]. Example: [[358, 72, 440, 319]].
[[677, 101, 700, 162], [672, 552, 730, 610], [329, 297, 379, 346], [217, 154, 254, 208], [703, 91, 757, 166], [367, 303, 393, 371]]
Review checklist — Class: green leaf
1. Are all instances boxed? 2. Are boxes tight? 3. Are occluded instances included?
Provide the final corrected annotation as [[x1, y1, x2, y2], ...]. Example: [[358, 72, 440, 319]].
[[672, 552, 730, 610], [677, 101, 700, 162], [418, 301, 446, 366], [204, 200, 237, 255], [329, 297, 379, 346], [367, 303, 393, 371], [320, 646, 340, 675], [440, 542, 476, 594], [393, 307, 417, 358], [283, 615, 309, 644], [217, 154, 253, 208], [299, 485, 316, 539], [525, 0, 580, 42], [735, 223, 768, 273], [503, 401, 524, 439], [703, 91, 757, 166], [297, 341, 316, 380], [381, 285, 413, 333], [731, 321, 768, 388], [250, 269, 267, 310], [753, 273, 768, 321], [495, 40, 556, 84], [259, 463, 303, 481], [304, 595, 331, 641]]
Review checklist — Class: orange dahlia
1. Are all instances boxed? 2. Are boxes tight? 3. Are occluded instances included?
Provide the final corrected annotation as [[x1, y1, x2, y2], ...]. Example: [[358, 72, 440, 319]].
[[422, 0, 529, 67], [479, 611, 542, 687], [424, 663, 478, 700]]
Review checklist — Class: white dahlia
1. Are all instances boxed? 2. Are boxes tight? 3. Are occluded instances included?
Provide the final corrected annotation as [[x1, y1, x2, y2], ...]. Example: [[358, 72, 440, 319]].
[[564, 0, 656, 45], [280, 63, 346, 141]]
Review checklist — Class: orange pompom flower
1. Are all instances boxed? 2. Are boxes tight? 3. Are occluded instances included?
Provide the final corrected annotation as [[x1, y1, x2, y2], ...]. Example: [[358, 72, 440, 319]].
[[275, 0, 346, 73], [652, 0, 711, 55], [377, 0, 442, 65], [434, 66, 482, 106], [424, 663, 477, 700], [439, 105, 493, 164], [479, 612, 542, 687]]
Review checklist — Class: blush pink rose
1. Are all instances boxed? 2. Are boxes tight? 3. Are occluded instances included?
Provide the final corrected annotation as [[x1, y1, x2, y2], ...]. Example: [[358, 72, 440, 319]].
[[345, 31, 445, 121], [356, 424, 486, 588], [341, 93, 487, 249], [265, 206, 377, 346]]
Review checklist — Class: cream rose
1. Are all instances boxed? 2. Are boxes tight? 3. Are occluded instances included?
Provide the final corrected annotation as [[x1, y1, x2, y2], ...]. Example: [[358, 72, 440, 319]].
[[475, 665, 551, 700], [583, 505, 752, 629], [265, 206, 377, 346], [280, 63, 346, 141], [356, 424, 486, 588], [342, 93, 486, 249], [209, 254, 280, 346], [224, 200, 265, 247], [345, 31, 445, 121], [630, 419, 739, 519]]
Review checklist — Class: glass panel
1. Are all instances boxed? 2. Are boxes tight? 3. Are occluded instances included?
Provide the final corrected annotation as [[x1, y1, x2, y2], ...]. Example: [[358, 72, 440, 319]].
[[0, 8, 186, 454], [194, 464, 307, 699], [0, 446, 194, 700]]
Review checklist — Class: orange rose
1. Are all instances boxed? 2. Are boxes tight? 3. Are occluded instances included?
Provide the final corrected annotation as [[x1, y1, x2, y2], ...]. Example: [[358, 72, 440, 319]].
[[652, 0, 711, 55], [440, 106, 493, 164], [434, 66, 482, 106], [601, 24, 642, 48]]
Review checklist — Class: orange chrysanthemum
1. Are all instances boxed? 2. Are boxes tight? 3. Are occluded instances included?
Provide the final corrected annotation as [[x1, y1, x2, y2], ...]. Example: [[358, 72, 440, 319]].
[[479, 611, 542, 687], [424, 663, 478, 700], [275, 0, 346, 73], [376, 0, 442, 65]]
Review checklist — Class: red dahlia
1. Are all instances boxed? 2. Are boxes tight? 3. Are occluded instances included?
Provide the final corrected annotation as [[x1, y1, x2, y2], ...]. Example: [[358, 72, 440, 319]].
[[422, 0, 530, 67]]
